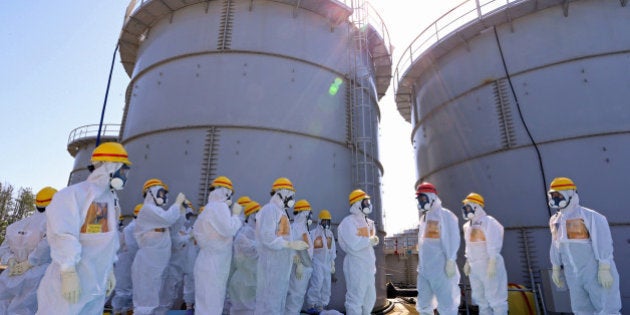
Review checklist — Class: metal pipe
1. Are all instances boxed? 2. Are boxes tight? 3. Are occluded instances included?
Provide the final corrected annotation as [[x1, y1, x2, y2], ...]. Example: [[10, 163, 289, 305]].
[[96, 44, 119, 146]]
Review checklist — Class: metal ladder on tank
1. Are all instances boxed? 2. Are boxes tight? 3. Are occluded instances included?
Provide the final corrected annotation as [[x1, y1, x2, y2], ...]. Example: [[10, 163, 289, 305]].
[[347, 0, 380, 207]]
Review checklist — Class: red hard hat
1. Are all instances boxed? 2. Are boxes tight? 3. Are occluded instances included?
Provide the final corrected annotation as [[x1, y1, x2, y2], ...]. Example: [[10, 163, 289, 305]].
[[416, 182, 437, 195]]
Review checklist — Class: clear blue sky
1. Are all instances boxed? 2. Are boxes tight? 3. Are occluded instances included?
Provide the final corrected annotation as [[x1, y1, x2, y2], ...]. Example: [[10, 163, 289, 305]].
[[0, 1, 457, 234]]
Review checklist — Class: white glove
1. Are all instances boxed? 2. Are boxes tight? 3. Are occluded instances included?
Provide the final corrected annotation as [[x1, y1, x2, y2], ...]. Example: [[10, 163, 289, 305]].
[[10, 260, 32, 276], [331, 261, 336, 274], [463, 260, 471, 276], [369, 235, 379, 246], [487, 258, 497, 278], [175, 193, 186, 206], [445, 259, 456, 278], [552, 265, 564, 288], [61, 268, 81, 304], [598, 263, 614, 288], [106, 269, 116, 297], [231, 202, 243, 216], [295, 262, 304, 280], [285, 240, 309, 251]]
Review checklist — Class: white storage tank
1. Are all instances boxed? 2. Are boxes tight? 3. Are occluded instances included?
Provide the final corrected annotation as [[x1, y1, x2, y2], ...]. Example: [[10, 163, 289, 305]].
[[115, 0, 392, 311], [394, 0, 630, 311]]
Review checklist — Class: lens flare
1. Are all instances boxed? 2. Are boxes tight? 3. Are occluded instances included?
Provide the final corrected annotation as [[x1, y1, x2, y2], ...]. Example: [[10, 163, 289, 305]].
[[328, 77, 343, 96]]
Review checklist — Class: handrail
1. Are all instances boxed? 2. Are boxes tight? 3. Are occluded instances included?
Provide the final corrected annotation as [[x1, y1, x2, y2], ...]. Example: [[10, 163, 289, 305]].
[[393, 0, 527, 95], [68, 124, 121, 145], [364, 1, 393, 59]]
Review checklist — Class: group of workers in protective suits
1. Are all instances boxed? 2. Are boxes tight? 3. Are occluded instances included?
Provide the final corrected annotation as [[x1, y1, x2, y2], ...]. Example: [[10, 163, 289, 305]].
[[0, 141, 621, 315], [0, 142, 345, 315], [413, 179, 621, 315]]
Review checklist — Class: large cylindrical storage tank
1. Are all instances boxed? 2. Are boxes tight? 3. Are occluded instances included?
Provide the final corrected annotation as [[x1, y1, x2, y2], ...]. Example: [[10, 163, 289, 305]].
[[117, 0, 391, 311], [394, 0, 630, 311]]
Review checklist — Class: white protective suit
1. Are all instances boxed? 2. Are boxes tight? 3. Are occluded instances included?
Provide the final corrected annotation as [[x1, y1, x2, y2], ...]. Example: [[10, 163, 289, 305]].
[[112, 219, 138, 314], [416, 197, 460, 315], [193, 191, 242, 314], [463, 208, 507, 315], [132, 188, 182, 315], [285, 211, 314, 315], [157, 215, 188, 313], [228, 216, 258, 315], [183, 224, 199, 310], [0, 211, 50, 315], [305, 224, 336, 309], [549, 194, 621, 314], [254, 195, 295, 315], [337, 206, 377, 315], [36, 163, 122, 315]]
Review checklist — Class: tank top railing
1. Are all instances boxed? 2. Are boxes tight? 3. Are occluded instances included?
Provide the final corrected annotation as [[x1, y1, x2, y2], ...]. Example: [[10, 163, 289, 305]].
[[393, 0, 526, 95], [68, 124, 121, 145]]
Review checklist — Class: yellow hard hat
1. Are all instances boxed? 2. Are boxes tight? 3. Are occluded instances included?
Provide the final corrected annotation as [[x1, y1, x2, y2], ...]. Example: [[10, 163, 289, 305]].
[[549, 177, 577, 192], [294, 199, 311, 212], [143, 178, 167, 195], [244, 201, 261, 217], [91, 142, 131, 165], [133, 203, 143, 216], [318, 209, 332, 220], [35, 186, 57, 208], [237, 196, 251, 206], [211, 176, 234, 191], [462, 192, 485, 208], [349, 189, 370, 205], [272, 177, 295, 192]]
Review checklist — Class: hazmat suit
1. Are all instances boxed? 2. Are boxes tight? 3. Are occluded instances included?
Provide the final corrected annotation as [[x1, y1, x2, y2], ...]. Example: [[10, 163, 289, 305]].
[[37, 142, 132, 315], [415, 182, 460, 315], [112, 205, 141, 314], [254, 177, 308, 315], [193, 176, 242, 315], [183, 220, 199, 313], [0, 187, 55, 315], [132, 179, 185, 315], [337, 189, 378, 315], [305, 210, 336, 313], [548, 177, 621, 315], [112, 219, 138, 314], [461, 193, 507, 315], [228, 201, 261, 315], [157, 212, 190, 313], [285, 200, 315, 315]]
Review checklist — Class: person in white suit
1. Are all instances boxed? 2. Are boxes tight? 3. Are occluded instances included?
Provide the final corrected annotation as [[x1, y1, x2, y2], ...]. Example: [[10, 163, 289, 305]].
[[0, 186, 56, 315], [36, 142, 131, 315], [132, 178, 186, 315], [414, 182, 460, 315], [547, 177, 621, 315], [337, 189, 379, 315], [461, 192, 507, 315], [305, 209, 336, 314], [193, 176, 243, 315]]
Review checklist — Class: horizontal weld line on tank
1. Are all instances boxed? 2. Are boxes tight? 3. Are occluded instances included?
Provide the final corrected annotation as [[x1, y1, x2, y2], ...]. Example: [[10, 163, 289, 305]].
[[120, 124, 384, 174], [408, 49, 630, 144], [120, 49, 382, 136], [126, 49, 349, 92], [418, 130, 630, 180]]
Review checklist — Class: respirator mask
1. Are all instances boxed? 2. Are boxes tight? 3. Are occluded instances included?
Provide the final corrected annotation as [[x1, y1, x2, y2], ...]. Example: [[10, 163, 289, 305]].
[[110, 164, 130, 190]]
